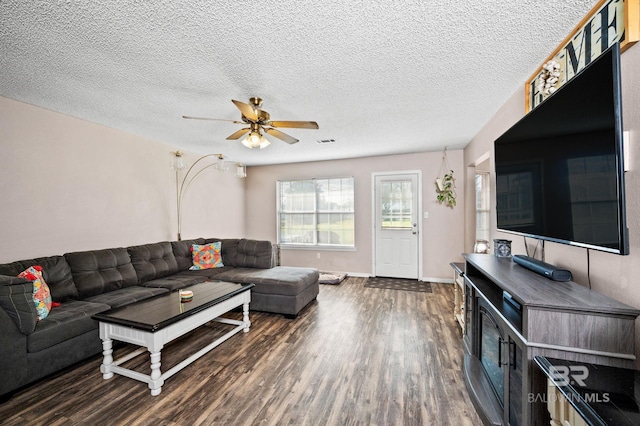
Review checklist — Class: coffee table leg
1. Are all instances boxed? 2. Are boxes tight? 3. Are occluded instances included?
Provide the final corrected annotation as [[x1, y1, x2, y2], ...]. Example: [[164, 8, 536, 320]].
[[100, 338, 114, 380], [243, 302, 251, 332], [149, 350, 163, 396]]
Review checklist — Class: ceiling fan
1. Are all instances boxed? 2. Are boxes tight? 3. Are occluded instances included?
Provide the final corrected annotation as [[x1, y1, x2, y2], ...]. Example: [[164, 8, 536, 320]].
[[183, 97, 319, 149]]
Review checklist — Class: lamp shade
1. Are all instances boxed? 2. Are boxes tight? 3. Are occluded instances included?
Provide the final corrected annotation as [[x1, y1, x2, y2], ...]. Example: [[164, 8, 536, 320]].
[[258, 136, 270, 149], [171, 151, 187, 170], [243, 132, 260, 149]]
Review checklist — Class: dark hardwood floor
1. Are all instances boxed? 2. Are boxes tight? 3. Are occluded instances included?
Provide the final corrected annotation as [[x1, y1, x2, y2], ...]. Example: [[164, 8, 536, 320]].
[[0, 278, 481, 425]]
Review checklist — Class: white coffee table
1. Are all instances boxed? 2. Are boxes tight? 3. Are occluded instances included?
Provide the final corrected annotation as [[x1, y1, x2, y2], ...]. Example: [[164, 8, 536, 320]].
[[93, 281, 253, 396]]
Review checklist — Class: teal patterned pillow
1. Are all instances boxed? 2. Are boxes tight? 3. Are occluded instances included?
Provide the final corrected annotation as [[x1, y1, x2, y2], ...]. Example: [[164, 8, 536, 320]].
[[190, 243, 224, 270]]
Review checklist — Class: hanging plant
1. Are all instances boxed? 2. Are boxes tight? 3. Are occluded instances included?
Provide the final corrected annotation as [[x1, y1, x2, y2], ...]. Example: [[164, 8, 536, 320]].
[[435, 148, 457, 208], [436, 170, 457, 207]]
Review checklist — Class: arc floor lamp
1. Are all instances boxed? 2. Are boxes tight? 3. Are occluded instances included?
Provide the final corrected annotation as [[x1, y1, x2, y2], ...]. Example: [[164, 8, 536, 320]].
[[171, 151, 246, 240]]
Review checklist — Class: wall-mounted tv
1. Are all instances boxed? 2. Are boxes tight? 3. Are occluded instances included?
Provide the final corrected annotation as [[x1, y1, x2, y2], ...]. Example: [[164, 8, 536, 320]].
[[495, 43, 628, 255]]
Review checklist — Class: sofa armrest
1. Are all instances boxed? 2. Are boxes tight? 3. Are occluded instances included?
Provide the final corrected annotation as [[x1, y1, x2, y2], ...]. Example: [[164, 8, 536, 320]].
[[0, 300, 29, 398], [0, 275, 37, 335]]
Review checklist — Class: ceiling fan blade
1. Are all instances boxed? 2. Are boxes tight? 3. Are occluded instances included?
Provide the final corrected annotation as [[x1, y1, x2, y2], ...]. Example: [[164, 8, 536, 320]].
[[231, 100, 258, 121], [226, 128, 251, 140], [269, 121, 319, 129], [182, 115, 243, 124], [265, 127, 299, 144]]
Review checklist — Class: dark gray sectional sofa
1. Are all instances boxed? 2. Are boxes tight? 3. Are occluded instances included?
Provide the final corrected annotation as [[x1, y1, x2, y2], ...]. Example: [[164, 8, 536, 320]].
[[0, 237, 319, 399]]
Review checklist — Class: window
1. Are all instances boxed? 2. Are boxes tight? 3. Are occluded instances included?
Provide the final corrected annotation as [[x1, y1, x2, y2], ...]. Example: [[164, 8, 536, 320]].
[[475, 172, 490, 242], [277, 177, 355, 248]]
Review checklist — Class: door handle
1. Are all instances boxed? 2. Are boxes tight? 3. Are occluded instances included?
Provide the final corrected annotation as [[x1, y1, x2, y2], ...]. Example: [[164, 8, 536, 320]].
[[498, 337, 509, 367]]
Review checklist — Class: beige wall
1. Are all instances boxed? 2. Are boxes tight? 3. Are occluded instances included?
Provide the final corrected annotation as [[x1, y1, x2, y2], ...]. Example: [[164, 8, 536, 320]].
[[245, 151, 465, 281], [0, 96, 245, 262], [1, 95, 463, 281], [463, 43, 640, 365]]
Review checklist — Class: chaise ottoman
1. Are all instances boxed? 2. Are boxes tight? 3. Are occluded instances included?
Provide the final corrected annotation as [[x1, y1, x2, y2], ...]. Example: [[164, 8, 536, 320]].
[[215, 266, 320, 318]]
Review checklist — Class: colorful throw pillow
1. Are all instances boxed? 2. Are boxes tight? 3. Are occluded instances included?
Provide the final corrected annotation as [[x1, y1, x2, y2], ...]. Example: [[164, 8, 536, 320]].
[[190, 242, 224, 270], [18, 266, 52, 321]]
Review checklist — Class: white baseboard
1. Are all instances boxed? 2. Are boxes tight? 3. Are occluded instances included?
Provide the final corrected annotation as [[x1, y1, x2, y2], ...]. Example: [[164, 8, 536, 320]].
[[342, 272, 452, 284], [422, 277, 454, 284], [345, 272, 371, 278]]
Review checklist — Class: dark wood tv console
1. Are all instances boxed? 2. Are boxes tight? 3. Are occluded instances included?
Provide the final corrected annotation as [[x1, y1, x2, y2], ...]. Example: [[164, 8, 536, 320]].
[[462, 253, 640, 426]]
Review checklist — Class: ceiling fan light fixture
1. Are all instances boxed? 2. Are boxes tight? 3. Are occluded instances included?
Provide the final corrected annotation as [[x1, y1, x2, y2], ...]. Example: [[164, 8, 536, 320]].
[[248, 131, 261, 147], [259, 135, 271, 149], [241, 135, 255, 149], [242, 130, 270, 149]]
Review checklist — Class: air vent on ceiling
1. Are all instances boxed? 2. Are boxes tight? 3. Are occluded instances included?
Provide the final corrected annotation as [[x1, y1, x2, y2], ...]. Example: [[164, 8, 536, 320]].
[[316, 139, 336, 144]]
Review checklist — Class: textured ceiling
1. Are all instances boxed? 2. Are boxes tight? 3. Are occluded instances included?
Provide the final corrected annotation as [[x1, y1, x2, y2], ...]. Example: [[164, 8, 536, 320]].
[[1, 1, 598, 166]]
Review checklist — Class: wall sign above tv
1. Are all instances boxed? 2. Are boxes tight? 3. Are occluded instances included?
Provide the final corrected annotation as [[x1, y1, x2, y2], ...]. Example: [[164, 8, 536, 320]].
[[525, 0, 639, 112]]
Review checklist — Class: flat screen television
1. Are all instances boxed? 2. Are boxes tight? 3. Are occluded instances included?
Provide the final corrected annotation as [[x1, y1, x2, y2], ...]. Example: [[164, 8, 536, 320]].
[[494, 43, 628, 255]]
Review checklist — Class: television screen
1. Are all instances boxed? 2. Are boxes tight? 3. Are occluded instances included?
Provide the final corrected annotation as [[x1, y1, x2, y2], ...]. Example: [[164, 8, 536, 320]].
[[495, 44, 628, 255]]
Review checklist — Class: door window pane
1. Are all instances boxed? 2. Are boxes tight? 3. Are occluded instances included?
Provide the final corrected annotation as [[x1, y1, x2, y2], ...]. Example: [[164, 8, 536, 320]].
[[381, 180, 412, 229]]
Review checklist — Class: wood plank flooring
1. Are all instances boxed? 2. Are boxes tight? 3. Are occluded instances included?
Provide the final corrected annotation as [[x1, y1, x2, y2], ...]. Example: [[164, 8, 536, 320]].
[[0, 278, 481, 425]]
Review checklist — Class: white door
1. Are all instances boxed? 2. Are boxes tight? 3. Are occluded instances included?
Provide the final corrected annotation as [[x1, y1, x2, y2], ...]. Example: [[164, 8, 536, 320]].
[[374, 173, 420, 279]]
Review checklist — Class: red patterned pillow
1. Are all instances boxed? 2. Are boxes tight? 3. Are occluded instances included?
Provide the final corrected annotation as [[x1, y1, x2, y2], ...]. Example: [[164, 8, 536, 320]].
[[18, 266, 52, 321], [190, 242, 224, 270]]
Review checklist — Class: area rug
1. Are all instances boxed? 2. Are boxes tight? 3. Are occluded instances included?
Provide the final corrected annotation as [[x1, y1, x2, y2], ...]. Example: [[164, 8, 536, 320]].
[[364, 277, 432, 293], [319, 271, 347, 285]]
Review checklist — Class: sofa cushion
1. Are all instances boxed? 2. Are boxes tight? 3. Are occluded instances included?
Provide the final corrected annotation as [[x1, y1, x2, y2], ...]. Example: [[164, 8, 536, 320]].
[[65, 248, 138, 299], [128, 242, 179, 284], [190, 242, 224, 270], [140, 275, 206, 291], [0, 256, 78, 301], [0, 262, 21, 277], [171, 238, 206, 271], [84, 286, 169, 309], [235, 239, 273, 269], [204, 238, 239, 267], [27, 300, 110, 353], [215, 266, 319, 296], [171, 267, 235, 281], [0, 275, 37, 334]]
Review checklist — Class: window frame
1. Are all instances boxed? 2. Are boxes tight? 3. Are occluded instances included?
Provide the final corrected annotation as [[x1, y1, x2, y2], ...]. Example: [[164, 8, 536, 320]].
[[475, 171, 491, 242], [276, 177, 356, 251]]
